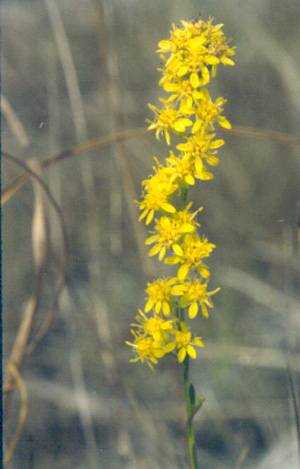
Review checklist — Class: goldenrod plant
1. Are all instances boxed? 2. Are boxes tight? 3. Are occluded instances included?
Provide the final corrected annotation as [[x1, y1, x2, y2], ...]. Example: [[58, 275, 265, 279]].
[[126, 17, 235, 467]]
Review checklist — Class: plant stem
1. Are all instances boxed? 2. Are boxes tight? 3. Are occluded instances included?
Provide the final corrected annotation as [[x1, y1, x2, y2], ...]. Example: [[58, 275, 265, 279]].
[[182, 355, 199, 469]]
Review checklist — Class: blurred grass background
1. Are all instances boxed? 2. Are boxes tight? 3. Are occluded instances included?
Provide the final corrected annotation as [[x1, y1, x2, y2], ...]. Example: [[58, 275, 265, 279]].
[[2, 0, 300, 468]]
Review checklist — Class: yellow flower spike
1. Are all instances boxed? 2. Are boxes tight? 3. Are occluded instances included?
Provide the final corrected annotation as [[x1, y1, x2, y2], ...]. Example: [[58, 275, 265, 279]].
[[128, 17, 234, 469]]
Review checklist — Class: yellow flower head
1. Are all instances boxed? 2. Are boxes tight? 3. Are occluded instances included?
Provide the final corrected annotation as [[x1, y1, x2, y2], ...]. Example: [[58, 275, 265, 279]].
[[174, 322, 204, 363], [144, 278, 178, 316], [146, 204, 200, 260]]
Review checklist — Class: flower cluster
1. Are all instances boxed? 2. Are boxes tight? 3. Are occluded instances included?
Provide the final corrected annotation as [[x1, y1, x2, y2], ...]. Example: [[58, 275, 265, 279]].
[[127, 18, 235, 370]]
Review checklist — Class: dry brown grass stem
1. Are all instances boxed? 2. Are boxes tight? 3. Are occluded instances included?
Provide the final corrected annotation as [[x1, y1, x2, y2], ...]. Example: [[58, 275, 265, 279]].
[[221, 125, 300, 146], [2, 125, 300, 207]]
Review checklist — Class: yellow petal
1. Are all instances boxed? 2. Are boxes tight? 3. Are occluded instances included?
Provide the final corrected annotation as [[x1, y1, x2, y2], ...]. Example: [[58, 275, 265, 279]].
[[157, 40, 172, 50], [198, 171, 213, 180], [201, 304, 209, 318], [180, 223, 195, 233], [172, 244, 183, 256], [177, 65, 189, 77], [179, 101, 192, 115], [201, 66, 210, 83], [174, 119, 193, 132], [165, 342, 176, 353], [217, 116, 232, 129], [205, 56, 220, 65], [178, 347, 186, 362], [185, 174, 195, 186], [190, 72, 200, 89], [165, 256, 180, 265], [199, 266, 210, 278], [189, 302, 198, 319], [161, 203, 176, 214], [145, 236, 158, 245], [178, 264, 189, 281], [205, 156, 219, 166], [186, 345, 196, 359], [210, 139, 224, 148], [159, 246, 166, 260], [162, 301, 170, 316], [188, 36, 206, 50], [149, 244, 161, 257], [222, 57, 235, 66], [145, 299, 154, 313], [171, 285, 186, 295], [146, 209, 154, 225], [192, 120, 201, 134], [193, 338, 204, 347]]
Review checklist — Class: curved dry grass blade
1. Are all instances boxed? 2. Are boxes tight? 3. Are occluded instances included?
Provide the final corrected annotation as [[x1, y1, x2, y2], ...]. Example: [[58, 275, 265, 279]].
[[2, 152, 68, 378], [3, 296, 38, 424], [3, 362, 28, 466], [29, 159, 49, 271]]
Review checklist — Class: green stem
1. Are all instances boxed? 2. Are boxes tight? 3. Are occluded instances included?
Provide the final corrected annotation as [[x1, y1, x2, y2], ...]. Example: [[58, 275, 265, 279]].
[[178, 188, 199, 468], [179, 188, 188, 210], [182, 355, 199, 469]]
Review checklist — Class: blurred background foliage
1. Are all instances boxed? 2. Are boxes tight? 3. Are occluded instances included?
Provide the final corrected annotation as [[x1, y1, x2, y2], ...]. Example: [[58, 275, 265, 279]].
[[2, 0, 300, 468]]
